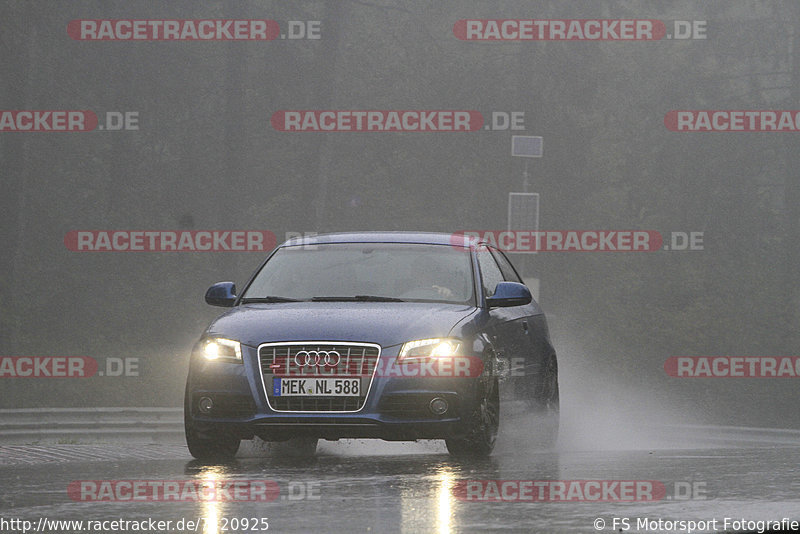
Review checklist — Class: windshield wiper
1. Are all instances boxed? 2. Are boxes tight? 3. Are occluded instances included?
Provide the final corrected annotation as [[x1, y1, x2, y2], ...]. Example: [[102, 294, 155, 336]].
[[240, 296, 301, 303], [311, 295, 405, 302]]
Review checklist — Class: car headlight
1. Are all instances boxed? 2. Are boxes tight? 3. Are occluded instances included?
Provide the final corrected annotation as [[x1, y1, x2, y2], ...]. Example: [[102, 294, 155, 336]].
[[201, 337, 242, 363], [398, 338, 461, 361]]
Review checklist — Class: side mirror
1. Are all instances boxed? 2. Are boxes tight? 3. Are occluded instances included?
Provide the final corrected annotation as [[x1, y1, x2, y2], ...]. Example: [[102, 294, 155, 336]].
[[486, 281, 532, 308], [205, 281, 237, 307]]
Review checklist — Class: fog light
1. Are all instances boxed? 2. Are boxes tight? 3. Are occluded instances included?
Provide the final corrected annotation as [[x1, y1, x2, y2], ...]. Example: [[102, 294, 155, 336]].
[[198, 397, 214, 414], [429, 397, 448, 415]]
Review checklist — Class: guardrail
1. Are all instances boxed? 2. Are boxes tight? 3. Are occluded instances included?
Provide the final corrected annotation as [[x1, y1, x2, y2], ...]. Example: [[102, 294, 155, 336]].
[[0, 407, 184, 443], [650, 423, 800, 446], [3, 408, 800, 447]]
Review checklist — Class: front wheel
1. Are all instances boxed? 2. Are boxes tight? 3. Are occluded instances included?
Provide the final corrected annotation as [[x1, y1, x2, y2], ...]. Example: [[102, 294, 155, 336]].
[[529, 355, 559, 448], [184, 390, 240, 460], [446, 378, 500, 457], [185, 420, 241, 460]]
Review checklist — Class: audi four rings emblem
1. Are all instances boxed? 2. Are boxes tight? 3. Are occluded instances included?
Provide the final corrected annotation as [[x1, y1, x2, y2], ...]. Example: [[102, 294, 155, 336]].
[[295, 350, 341, 367]]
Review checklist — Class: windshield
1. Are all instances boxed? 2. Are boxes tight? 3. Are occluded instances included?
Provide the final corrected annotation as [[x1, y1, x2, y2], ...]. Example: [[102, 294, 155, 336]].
[[241, 242, 474, 304]]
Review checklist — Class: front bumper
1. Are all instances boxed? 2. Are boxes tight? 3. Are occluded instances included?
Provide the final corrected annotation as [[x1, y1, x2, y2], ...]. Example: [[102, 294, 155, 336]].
[[185, 342, 483, 441]]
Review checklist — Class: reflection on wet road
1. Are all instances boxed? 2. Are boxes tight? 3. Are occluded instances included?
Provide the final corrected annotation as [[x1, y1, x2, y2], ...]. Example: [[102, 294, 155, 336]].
[[2, 435, 799, 533]]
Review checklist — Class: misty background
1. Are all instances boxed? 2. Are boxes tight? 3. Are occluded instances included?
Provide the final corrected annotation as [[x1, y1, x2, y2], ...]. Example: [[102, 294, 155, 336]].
[[1, 1, 798, 431]]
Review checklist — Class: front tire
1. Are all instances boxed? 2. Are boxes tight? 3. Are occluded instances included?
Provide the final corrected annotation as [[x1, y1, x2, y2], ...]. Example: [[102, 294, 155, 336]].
[[184, 387, 240, 460], [529, 355, 559, 448], [185, 419, 241, 460], [446, 378, 500, 457]]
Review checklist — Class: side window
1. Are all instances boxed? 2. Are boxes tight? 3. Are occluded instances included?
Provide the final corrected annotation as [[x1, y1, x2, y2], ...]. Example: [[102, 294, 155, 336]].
[[490, 247, 523, 283], [476, 246, 504, 298]]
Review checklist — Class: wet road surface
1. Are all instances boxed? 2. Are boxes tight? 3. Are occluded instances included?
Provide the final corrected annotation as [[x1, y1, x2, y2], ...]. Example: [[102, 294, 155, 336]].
[[2, 426, 799, 534]]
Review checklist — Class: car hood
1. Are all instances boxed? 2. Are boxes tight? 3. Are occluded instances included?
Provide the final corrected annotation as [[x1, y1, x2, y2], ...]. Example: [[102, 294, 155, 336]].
[[206, 302, 478, 349]]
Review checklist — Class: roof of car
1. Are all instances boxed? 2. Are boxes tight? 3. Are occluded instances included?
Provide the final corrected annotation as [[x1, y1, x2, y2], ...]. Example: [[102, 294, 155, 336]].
[[280, 231, 475, 248]]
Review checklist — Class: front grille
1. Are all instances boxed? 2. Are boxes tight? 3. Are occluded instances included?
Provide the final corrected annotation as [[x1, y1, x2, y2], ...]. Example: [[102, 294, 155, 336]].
[[259, 342, 381, 412]]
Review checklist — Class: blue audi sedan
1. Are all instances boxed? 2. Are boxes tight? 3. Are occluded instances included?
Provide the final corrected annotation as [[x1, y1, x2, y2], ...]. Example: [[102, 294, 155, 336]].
[[184, 232, 558, 459]]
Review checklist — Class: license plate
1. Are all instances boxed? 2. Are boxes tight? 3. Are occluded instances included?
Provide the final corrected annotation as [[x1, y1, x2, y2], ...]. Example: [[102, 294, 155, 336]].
[[273, 377, 361, 397]]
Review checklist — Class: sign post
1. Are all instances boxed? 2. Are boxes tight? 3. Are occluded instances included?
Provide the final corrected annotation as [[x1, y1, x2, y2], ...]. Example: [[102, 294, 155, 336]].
[[509, 136, 543, 290], [511, 135, 543, 192]]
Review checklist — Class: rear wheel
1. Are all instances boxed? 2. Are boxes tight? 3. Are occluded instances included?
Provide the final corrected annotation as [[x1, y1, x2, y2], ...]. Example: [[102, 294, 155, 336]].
[[446, 378, 500, 457]]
